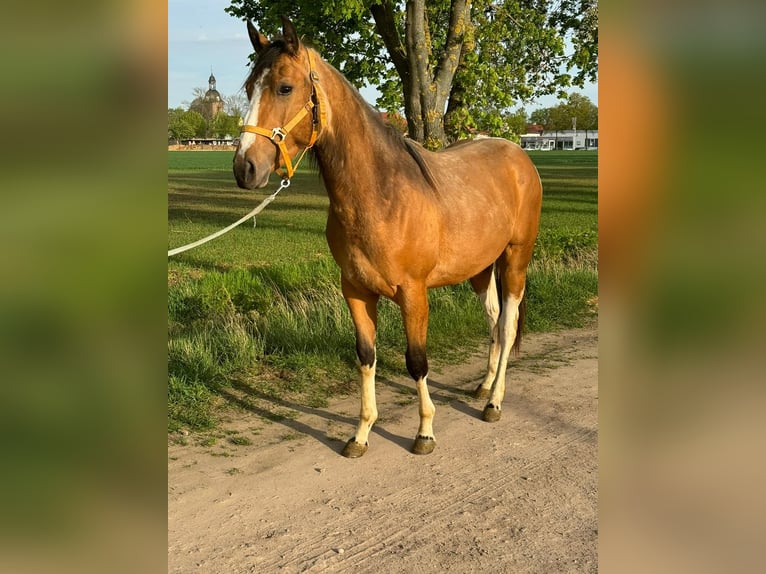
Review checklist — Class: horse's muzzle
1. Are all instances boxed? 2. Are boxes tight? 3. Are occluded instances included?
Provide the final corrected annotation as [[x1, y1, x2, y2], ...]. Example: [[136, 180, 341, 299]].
[[233, 154, 269, 189]]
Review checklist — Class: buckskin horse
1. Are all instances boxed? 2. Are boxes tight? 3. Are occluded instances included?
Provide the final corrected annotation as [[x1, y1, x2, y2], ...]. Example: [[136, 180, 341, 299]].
[[233, 18, 542, 458]]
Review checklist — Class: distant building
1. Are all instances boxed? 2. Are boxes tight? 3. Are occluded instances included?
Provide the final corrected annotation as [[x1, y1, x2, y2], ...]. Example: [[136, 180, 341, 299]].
[[203, 71, 224, 118], [520, 129, 598, 151]]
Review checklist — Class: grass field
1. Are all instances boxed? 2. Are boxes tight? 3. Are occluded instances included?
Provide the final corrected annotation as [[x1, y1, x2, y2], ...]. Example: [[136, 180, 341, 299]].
[[168, 149, 597, 434]]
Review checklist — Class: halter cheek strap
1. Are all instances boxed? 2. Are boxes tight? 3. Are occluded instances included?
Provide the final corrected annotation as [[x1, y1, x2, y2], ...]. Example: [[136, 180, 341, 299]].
[[240, 49, 326, 180], [307, 50, 327, 133]]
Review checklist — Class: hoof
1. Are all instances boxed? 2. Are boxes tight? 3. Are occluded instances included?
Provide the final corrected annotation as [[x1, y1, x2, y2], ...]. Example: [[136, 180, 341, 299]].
[[341, 439, 368, 458], [474, 384, 491, 400], [412, 435, 436, 455], [482, 404, 502, 423]]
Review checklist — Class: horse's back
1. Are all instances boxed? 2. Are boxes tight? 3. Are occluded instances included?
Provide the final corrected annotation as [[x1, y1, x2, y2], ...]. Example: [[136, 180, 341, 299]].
[[443, 137, 537, 177], [429, 137, 542, 216]]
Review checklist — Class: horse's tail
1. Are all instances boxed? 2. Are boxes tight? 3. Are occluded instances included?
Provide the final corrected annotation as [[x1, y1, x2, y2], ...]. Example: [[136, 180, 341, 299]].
[[494, 265, 525, 355], [494, 264, 504, 318], [513, 290, 526, 355]]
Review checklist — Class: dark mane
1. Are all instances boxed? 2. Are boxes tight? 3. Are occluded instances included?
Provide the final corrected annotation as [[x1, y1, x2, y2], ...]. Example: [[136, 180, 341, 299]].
[[401, 137, 438, 190], [348, 81, 438, 191]]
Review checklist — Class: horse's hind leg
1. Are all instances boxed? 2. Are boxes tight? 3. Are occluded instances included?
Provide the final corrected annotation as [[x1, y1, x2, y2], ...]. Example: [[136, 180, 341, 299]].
[[340, 276, 380, 458], [483, 244, 531, 423], [469, 265, 501, 400]]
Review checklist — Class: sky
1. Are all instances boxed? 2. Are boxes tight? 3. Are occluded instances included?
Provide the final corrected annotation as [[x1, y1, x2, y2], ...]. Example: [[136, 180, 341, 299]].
[[168, 0, 597, 112]]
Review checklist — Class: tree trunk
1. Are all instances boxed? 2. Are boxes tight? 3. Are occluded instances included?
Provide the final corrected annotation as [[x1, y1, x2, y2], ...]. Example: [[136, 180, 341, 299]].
[[378, 0, 470, 149], [443, 46, 469, 142]]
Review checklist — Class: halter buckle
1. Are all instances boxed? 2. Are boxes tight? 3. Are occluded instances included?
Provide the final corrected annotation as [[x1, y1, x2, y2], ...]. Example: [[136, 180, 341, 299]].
[[270, 127, 287, 143]]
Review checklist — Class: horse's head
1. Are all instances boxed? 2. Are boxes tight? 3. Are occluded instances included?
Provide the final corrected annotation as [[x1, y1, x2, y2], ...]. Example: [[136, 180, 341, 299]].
[[233, 17, 322, 189]]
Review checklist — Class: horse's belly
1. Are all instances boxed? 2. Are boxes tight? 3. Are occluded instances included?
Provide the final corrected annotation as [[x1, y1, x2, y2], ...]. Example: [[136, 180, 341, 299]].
[[427, 231, 508, 287]]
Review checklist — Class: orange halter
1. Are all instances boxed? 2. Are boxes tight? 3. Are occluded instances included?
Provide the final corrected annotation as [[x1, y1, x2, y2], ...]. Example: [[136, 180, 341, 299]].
[[240, 50, 326, 180]]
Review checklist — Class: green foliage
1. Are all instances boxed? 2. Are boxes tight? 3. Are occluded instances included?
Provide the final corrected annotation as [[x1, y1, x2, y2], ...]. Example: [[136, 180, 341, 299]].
[[168, 108, 195, 141], [168, 315, 260, 387], [168, 108, 207, 140], [444, 0, 570, 140], [224, 1, 598, 146], [535, 228, 598, 267], [526, 268, 598, 331], [210, 111, 241, 139], [168, 374, 215, 431], [169, 87, 244, 141], [225, 1, 387, 88], [530, 92, 598, 131], [549, 0, 598, 85]]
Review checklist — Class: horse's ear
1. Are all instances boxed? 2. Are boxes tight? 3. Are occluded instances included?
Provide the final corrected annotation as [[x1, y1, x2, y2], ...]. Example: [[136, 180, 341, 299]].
[[247, 20, 269, 54], [280, 16, 300, 55]]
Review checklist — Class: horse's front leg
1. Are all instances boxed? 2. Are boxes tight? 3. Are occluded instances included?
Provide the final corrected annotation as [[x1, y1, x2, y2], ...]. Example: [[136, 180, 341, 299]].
[[396, 285, 436, 455], [340, 277, 380, 458]]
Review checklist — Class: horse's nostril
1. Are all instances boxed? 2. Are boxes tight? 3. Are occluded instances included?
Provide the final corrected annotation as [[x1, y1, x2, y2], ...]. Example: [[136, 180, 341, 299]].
[[246, 158, 256, 182], [234, 155, 258, 188]]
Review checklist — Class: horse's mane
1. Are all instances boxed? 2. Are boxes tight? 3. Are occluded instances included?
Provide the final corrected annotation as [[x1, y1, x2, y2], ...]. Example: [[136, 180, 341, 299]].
[[348, 86, 438, 191], [399, 133, 438, 191]]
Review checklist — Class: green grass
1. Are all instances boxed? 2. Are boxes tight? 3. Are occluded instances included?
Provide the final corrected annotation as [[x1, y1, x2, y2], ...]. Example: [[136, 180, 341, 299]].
[[168, 150, 234, 171], [167, 149, 597, 433]]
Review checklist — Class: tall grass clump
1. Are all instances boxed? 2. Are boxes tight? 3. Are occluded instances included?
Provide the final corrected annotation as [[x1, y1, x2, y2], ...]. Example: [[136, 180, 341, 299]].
[[525, 227, 598, 331], [168, 313, 262, 430], [168, 258, 357, 429]]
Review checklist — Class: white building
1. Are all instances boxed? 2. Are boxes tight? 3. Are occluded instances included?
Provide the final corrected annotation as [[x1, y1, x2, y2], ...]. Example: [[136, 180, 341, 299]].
[[520, 129, 598, 151]]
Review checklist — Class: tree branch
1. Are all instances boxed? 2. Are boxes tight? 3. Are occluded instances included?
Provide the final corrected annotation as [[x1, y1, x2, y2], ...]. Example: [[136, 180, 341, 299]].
[[370, 1, 408, 80], [434, 0, 471, 102]]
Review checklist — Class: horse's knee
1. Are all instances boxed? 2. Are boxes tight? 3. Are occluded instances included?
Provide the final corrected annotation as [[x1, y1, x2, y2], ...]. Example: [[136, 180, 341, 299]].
[[356, 338, 375, 368], [405, 345, 428, 381]]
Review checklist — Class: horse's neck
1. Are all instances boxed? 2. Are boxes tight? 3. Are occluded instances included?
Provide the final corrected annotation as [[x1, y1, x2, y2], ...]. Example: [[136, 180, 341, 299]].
[[313, 61, 404, 215]]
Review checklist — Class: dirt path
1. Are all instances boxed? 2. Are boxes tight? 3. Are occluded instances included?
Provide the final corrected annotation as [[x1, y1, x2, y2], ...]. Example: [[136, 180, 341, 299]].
[[168, 326, 598, 573]]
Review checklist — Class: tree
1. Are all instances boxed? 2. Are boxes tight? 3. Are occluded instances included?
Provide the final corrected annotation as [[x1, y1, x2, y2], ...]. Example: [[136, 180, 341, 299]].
[[528, 93, 597, 150], [168, 108, 207, 141], [531, 92, 597, 133], [564, 92, 598, 131], [225, 1, 598, 149], [186, 110, 208, 138], [184, 87, 211, 121], [224, 92, 249, 121], [503, 108, 529, 141], [549, 0, 598, 85], [168, 108, 194, 142], [182, 87, 247, 138], [529, 107, 551, 128], [443, 1, 575, 142], [210, 111, 241, 139]]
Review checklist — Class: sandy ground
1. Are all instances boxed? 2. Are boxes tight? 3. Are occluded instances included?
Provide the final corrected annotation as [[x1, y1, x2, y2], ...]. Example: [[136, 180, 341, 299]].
[[168, 326, 598, 573]]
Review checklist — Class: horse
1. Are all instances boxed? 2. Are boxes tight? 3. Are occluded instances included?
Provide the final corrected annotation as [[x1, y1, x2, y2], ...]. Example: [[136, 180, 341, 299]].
[[233, 17, 542, 458]]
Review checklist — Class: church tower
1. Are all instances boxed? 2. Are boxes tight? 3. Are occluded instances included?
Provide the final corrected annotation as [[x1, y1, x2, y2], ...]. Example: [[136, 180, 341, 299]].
[[203, 70, 224, 118]]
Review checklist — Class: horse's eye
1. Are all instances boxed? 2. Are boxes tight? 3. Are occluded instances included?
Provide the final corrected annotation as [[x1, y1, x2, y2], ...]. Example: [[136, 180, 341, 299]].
[[278, 84, 293, 96]]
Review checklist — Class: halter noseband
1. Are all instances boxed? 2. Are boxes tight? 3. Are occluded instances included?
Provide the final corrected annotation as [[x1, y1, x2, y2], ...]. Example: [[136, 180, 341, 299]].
[[240, 50, 326, 180]]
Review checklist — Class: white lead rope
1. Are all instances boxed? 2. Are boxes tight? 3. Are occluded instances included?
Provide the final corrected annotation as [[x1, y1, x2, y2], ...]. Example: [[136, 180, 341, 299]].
[[168, 178, 290, 257]]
